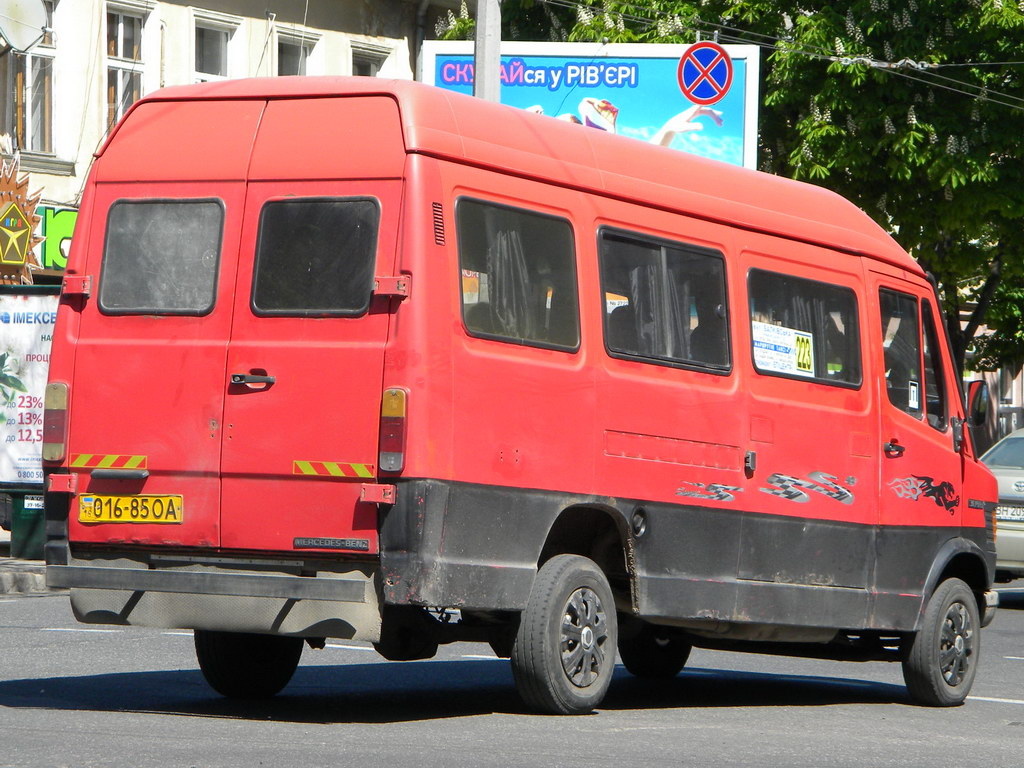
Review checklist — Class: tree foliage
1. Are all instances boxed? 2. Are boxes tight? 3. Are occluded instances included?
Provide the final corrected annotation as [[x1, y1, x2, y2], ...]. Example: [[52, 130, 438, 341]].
[[568, 0, 1024, 375], [436, 1, 576, 41]]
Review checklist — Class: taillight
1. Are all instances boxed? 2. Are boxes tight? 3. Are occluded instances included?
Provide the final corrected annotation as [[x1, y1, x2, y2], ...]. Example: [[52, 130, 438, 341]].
[[379, 387, 407, 473], [42, 381, 69, 463]]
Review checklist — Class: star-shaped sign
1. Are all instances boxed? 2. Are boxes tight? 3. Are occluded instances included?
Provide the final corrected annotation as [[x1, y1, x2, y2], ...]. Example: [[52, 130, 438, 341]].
[[0, 202, 30, 265]]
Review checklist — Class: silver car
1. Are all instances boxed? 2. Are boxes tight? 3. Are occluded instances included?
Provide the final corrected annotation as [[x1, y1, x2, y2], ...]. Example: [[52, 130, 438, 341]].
[[981, 427, 1024, 582]]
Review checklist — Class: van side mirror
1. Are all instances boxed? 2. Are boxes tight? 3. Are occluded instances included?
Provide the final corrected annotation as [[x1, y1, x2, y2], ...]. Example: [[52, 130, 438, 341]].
[[967, 380, 990, 429], [965, 380, 995, 456]]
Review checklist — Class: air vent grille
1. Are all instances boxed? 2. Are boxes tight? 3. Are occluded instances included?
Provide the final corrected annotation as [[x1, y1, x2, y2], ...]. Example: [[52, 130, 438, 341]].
[[432, 202, 445, 246]]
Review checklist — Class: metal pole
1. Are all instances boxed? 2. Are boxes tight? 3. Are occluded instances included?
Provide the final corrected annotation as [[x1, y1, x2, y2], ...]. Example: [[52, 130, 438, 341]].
[[473, 0, 501, 102]]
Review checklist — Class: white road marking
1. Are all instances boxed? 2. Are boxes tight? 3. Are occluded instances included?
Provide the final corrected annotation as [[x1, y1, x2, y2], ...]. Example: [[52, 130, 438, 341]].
[[161, 631, 192, 636], [1004, 656, 1024, 661], [41, 627, 122, 633], [461, 654, 498, 660], [325, 643, 374, 651], [970, 695, 1024, 706]]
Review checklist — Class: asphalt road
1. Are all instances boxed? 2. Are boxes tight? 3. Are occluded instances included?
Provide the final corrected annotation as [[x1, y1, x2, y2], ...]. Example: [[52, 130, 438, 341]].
[[2, 589, 1024, 768]]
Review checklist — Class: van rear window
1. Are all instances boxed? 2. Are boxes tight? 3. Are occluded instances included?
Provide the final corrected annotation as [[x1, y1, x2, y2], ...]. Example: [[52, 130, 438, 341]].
[[252, 197, 379, 316], [99, 199, 223, 315]]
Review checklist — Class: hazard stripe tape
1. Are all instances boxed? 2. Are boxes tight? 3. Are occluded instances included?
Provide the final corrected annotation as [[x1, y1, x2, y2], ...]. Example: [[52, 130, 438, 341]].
[[70, 454, 148, 470], [292, 461, 375, 478]]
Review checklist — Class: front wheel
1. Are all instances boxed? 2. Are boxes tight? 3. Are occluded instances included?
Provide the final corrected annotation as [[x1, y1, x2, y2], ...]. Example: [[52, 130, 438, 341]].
[[194, 630, 303, 699], [901, 577, 980, 706], [511, 554, 618, 715]]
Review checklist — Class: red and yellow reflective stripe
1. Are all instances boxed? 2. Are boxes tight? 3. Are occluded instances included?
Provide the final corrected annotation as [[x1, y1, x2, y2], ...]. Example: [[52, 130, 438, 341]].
[[70, 454, 148, 470], [292, 461, 375, 478]]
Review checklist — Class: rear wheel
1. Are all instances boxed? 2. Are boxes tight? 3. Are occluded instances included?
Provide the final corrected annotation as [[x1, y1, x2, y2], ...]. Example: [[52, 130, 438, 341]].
[[194, 630, 303, 699], [901, 577, 979, 707], [618, 622, 691, 678], [511, 554, 617, 715]]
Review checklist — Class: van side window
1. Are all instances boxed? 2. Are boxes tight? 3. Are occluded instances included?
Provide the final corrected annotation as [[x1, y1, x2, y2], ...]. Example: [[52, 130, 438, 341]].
[[99, 199, 223, 315], [457, 199, 579, 351], [599, 230, 729, 369], [252, 197, 379, 315], [749, 270, 861, 387], [879, 289, 922, 416], [921, 299, 948, 431]]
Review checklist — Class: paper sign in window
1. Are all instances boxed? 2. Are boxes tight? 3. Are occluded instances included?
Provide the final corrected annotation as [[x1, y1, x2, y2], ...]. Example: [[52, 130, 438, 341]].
[[752, 321, 814, 378]]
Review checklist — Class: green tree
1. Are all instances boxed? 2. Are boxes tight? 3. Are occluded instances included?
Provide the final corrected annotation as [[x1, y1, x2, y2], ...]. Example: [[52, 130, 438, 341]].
[[569, 0, 1024, 376], [435, 0, 576, 41]]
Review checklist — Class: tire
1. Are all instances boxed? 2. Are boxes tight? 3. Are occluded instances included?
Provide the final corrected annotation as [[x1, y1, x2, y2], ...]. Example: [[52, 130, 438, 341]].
[[511, 554, 618, 715], [901, 577, 980, 707], [194, 630, 303, 699], [618, 622, 691, 678]]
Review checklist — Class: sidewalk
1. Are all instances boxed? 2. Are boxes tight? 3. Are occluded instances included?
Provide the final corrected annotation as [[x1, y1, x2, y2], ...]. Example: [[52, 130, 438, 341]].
[[0, 528, 49, 595]]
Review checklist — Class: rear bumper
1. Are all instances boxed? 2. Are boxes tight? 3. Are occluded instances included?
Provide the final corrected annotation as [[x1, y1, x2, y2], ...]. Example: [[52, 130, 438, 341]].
[[48, 554, 383, 641], [47, 564, 365, 602]]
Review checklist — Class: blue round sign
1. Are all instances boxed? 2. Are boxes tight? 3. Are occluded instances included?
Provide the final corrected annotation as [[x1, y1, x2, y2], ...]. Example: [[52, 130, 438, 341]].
[[677, 42, 733, 106]]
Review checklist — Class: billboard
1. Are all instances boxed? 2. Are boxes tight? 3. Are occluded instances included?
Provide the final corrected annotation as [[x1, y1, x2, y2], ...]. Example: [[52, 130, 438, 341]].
[[421, 41, 760, 169], [0, 292, 57, 485]]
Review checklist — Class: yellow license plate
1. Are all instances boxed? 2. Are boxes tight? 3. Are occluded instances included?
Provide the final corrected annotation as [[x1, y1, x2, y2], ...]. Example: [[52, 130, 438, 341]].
[[79, 494, 184, 524]]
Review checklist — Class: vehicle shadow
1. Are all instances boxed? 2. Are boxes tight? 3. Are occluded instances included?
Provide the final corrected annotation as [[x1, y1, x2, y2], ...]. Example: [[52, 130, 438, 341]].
[[0, 661, 908, 723]]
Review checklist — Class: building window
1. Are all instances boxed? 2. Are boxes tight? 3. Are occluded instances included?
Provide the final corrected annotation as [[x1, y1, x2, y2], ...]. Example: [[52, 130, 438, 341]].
[[351, 41, 391, 77], [195, 27, 228, 80], [278, 40, 307, 75], [0, 0, 54, 154], [352, 56, 378, 77], [192, 10, 241, 84], [275, 28, 321, 76], [0, 52, 53, 154], [106, 9, 144, 126]]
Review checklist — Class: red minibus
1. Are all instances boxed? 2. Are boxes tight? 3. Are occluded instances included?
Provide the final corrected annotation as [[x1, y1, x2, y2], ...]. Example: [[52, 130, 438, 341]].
[[44, 77, 997, 714]]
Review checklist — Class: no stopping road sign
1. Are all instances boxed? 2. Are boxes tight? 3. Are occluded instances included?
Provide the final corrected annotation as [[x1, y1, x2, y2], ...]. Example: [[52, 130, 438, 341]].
[[677, 41, 733, 105]]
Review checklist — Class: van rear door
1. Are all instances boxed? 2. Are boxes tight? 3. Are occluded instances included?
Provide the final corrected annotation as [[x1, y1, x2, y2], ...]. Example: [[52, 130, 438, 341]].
[[218, 97, 406, 555], [66, 99, 263, 549]]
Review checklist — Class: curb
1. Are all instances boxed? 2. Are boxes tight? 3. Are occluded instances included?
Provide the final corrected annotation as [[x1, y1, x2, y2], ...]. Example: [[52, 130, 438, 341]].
[[0, 563, 48, 595], [0, 539, 51, 595]]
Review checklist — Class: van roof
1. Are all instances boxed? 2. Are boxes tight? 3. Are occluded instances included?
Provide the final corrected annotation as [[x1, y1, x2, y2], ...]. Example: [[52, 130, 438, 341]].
[[117, 76, 923, 277]]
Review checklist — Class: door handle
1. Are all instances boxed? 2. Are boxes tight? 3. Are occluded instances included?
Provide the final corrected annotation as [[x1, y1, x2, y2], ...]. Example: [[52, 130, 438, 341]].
[[230, 373, 276, 386], [884, 441, 905, 458]]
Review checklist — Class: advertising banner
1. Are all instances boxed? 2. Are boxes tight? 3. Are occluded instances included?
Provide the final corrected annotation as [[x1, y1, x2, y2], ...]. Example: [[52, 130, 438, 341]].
[[0, 292, 57, 485], [422, 41, 760, 169]]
